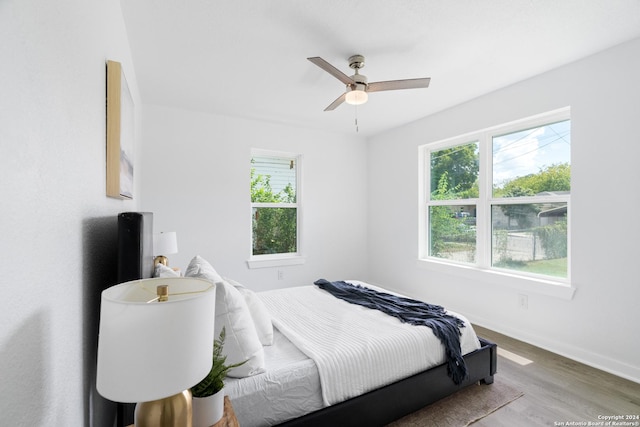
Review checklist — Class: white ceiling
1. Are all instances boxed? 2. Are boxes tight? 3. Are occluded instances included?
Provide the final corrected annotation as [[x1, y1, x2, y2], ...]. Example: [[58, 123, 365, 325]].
[[120, 0, 640, 137]]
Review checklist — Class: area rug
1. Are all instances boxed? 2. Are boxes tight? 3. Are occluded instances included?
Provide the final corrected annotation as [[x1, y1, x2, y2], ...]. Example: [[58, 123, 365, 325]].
[[386, 379, 523, 427]]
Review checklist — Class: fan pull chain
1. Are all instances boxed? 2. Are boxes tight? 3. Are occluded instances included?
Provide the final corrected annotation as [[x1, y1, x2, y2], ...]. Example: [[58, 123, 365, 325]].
[[355, 104, 359, 133]]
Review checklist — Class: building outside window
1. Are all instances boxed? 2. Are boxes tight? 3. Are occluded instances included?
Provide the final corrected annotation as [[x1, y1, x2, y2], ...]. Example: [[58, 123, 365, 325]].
[[250, 150, 301, 258], [421, 108, 571, 282]]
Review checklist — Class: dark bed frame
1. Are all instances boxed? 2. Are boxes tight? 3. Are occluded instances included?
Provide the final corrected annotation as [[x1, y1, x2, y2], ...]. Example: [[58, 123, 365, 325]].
[[277, 338, 496, 427], [114, 212, 497, 427]]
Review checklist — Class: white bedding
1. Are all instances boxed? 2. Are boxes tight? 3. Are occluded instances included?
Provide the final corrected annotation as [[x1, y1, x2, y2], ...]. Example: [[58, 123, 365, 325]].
[[224, 328, 323, 427], [258, 281, 481, 406], [225, 280, 481, 426]]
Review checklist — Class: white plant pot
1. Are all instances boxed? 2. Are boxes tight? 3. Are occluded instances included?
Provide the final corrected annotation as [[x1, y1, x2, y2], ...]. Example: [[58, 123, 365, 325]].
[[192, 389, 224, 427]]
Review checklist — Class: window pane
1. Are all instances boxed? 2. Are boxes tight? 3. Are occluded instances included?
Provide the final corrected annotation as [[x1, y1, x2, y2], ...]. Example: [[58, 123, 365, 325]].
[[252, 207, 297, 255], [493, 120, 570, 197], [429, 205, 476, 263], [491, 203, 567, 278], [251, 156, 296, 203], [430, 142, 479, 200]]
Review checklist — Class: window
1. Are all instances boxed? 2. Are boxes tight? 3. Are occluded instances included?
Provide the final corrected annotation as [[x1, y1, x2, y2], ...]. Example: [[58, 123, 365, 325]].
[[422, 109, 571, 282], [250, 150, 301, 258]]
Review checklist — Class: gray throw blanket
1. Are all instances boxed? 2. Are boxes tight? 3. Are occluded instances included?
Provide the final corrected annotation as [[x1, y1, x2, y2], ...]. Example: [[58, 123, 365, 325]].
[[314, 279, 468, 385]]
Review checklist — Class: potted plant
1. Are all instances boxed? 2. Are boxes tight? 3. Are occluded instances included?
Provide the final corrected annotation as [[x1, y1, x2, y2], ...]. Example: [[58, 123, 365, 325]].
[[191, 327, 246, 427]]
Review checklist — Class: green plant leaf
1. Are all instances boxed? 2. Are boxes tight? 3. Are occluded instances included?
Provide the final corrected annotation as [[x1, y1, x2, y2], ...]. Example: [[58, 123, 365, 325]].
[[191, 327, 248, 398]]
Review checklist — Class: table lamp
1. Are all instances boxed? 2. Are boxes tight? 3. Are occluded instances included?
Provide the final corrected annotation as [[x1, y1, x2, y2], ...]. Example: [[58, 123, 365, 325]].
[[153, 231, 178, 266], [96, 277, 216, 427]]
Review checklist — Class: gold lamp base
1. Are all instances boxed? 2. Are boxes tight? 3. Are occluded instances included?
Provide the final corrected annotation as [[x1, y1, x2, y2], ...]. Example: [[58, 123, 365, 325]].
[[135, 389, 192, 427], [154, 255, 169, 266]]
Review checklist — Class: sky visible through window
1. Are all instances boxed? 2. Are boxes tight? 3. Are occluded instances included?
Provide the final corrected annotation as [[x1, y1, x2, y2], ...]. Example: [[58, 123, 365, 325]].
[[493, 120, 571, 187]]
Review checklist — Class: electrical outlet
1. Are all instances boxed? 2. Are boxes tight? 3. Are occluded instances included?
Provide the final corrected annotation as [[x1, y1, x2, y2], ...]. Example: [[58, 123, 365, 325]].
[[518, 294, 528, 309], [277, 270, 284, 280]]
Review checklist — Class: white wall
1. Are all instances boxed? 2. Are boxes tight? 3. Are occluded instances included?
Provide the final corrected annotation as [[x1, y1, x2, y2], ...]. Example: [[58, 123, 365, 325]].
[[0, 0, 140, 425], [367, 37, 640, 383], [1, 3, 634, 427], [140, 105, 369, 290]]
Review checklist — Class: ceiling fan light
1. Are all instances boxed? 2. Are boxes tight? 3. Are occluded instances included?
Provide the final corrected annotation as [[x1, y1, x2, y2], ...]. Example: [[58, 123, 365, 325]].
[[345, 89, 368, 105]]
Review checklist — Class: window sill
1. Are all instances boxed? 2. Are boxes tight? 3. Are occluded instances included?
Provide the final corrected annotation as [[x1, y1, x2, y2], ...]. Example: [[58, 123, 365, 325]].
[[246, 255, 306, 269], [416, 258, 576, 300]]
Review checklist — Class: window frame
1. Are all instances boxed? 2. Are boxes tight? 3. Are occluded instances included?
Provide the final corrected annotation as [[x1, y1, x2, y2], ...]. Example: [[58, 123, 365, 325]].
[[419, 108, 573, 292], [248, 149, 305, 269]]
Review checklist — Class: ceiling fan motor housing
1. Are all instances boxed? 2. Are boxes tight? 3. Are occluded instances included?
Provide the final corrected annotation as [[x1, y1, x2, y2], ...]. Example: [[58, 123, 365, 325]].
[[349, 73, 368, 88], [348, 83, 367, 92]]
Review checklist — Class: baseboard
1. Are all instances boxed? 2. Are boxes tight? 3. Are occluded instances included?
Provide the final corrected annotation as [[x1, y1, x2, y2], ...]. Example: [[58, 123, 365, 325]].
[[469, 314, 640, 385]]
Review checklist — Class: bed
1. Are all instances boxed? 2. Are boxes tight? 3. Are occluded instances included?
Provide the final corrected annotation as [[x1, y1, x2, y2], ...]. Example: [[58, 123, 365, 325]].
[[114, 212, 497, 427]]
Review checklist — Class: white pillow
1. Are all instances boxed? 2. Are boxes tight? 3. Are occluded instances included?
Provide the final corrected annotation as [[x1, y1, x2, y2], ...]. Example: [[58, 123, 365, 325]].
[[185, 255, 223, 284], [225, 278, 274, 346], [184, 256, 265, 377], [212, 281, 266, 377], [154, 263, 180, 278]]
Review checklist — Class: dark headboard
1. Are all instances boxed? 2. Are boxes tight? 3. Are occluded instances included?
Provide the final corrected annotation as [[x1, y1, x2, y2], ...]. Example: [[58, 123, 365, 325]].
[[115, 212, 153, 427], [117, 212, 154, 283]]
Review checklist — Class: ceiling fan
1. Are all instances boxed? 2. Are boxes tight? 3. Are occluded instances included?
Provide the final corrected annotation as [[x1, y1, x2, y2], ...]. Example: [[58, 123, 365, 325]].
[[308, 54, 431, 111]]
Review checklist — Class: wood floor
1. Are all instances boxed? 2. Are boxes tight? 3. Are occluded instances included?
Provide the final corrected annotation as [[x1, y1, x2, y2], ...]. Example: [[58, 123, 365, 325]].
[[471, 325, 640, 426]]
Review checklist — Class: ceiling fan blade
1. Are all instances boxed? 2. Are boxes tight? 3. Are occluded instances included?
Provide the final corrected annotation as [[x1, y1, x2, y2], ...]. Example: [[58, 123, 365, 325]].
[[308, 57, 355, 86], [324, 93, 346, 111], [367, 77, 431, 93]]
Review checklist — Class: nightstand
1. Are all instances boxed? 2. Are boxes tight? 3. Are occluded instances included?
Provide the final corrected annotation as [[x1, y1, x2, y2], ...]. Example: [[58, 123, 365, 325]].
[[212, 396, 239, 427]]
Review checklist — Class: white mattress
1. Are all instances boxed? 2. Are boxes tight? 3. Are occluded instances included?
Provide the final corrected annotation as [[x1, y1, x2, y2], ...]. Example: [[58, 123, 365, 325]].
[[224, 327, 324, 427], [225, 280, 481, 427]]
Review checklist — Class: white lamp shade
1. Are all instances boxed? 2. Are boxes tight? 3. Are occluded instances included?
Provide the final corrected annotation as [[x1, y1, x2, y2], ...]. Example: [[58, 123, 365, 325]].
[[153, 231, 178, 256], [96, 277, 215, 403]]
